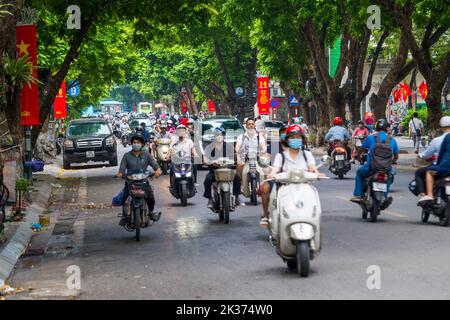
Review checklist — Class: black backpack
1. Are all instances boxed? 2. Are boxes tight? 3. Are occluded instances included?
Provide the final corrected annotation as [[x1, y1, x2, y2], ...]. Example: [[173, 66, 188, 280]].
[[370, 134, 393, 170]]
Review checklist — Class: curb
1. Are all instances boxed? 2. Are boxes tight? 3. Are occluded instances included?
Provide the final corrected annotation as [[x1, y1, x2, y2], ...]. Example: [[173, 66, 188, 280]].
[[0, 174, 56, 283]]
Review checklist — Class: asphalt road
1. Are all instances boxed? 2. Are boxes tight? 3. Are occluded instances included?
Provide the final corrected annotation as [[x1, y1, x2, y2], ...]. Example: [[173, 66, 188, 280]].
[[7, 144, 450, 300]]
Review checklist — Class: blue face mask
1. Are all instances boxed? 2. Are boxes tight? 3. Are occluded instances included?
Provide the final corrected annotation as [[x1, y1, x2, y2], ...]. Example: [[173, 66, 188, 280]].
[[280, 133, 286, 140], [288, 139, 303, 150]]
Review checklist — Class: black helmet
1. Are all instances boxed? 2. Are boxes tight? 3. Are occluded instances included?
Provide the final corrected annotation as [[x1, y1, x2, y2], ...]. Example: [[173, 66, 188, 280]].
[[131, 132, 145, 144], [375, 119, 389, 131]]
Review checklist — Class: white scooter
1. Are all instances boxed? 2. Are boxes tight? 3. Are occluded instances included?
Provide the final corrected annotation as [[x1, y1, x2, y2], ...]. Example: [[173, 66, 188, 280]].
[[156, 138, 171, 175], [268, 156, 330, 277]]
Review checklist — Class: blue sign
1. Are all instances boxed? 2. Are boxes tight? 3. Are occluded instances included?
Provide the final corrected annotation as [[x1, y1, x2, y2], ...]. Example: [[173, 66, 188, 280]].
[[290, 95, 300, 106], [68, 86, 80, 97], [235, 87, 244, 97], [269, 98, 280, 108]]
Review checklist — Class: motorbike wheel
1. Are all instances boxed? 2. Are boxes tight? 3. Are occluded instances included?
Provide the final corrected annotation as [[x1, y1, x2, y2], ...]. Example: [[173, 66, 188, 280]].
[[362, 209, 368, 220], [250, 178, 258, 205], [421, 209, 430, 223], [134, 207, 141, 241], [161, 162, 168, 175], [222, 191, 230, 224], [296, 241, 310, 277], [439, 202, 449, 227], [338, 172, 344, 179], [286, 259, 297, 270], [180, 184, 188, 207], [369, 199, 379, 223]]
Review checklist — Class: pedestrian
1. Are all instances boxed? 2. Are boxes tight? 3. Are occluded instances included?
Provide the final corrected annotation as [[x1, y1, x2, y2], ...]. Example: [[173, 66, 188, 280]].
[[364, 112, 374, 133], [409, 112, 424, 154]]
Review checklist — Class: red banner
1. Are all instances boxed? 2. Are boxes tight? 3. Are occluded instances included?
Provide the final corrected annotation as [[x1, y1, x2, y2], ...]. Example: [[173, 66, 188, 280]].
[[181, 92, 188, 113], [257, 76, 270, 115], [419, 80, 428, 100], [400, 81, 412, 102], [393, 88, 402, 103], [16, 24, 39, 126], [207, 99, 216, 112], [54, 80, 67, 119]]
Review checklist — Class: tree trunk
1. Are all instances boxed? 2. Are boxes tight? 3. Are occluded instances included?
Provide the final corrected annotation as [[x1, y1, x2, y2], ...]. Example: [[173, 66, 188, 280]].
[[426, 75, 447, 136]]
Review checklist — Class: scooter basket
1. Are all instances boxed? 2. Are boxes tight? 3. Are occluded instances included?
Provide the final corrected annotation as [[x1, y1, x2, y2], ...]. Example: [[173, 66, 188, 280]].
[[214, 168, 235, 182]]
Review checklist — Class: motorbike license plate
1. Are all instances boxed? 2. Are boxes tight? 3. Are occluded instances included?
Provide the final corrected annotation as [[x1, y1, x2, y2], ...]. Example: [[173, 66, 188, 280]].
[[86, 151, 95, 158], [131, 188, 145, 197], [373, 182, 387, 192], [335, 155, 345, 161], [356, 140, 362, 147], [446, 185, 450, 195]]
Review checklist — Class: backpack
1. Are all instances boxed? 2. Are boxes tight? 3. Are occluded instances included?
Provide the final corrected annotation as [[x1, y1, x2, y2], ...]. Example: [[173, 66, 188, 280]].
[[370, 134, 393, 170]]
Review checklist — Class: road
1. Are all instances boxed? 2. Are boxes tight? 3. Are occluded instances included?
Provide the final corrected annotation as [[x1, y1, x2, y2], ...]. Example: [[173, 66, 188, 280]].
[[7, 144, 450, 300]]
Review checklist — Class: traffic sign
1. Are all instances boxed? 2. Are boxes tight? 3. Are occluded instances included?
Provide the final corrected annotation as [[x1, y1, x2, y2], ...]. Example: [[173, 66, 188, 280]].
[[68, 85, 80, 97], [235, 87, 244, 97], [269, 98, 280, 108], [290, 95, 300, 106]]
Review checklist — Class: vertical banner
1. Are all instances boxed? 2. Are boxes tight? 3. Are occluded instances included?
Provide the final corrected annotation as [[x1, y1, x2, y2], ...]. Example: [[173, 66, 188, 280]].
[[257, 76, 270, 115], [207, 99, 216, 112], [54, 80, 67, 119], [181, 92, 188, 113], [16, 24, 39, 126]]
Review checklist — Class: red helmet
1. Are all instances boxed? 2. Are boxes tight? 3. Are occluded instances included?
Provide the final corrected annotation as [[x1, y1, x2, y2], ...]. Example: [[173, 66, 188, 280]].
[[333, 117, 343, 126], [286, 124, 304, 137]]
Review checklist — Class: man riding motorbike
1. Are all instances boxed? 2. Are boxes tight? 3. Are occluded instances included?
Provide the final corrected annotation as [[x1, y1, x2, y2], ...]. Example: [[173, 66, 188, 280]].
[[260, 124, 323, 228], [235, 118, 267, 206], [350, 119, 399, 203], [203, 127, 241, 209], [325, 116, 351, 160], [116, 132, 162, 226]]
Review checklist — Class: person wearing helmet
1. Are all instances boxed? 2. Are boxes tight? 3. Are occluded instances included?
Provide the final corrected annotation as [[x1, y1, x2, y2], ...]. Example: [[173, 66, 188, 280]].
[[350, 119, 399, 203], [415, 116, 450, 203], [203, 127, 241, 208], [168, 125, 199, 188], [152, 121, 171, 157], [116, 132, 162, 226], [325, 116, 351, 160], [140, 122, 150, 144], [259, 124, 324, 228], [351, 120, 370, 162]]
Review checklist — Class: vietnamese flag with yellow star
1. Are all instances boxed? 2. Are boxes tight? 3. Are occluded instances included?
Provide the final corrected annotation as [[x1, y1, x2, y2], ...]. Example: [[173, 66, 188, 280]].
[[54, 80, 67, 119], [16, 24, 39, 126]]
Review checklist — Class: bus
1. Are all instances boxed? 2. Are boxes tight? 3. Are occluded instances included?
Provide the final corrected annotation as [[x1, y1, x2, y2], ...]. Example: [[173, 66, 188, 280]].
[[137, 102, 152, 114]]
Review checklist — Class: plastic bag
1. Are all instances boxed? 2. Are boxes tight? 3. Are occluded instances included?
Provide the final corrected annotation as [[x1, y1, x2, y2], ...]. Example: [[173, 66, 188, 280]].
[[112, 190, 125, 206]]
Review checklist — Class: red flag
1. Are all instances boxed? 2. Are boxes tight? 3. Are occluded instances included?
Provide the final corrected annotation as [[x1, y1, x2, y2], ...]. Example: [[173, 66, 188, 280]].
[[207, 99, 216, 112], [257, 76, 270, 115], [16, 24, 39, 126], [54, 81, 67, 119], [419, 81, 428, 100], [400, 81, 412, 102], [393, 89, 402, 103], [181, 92, 188, 113]]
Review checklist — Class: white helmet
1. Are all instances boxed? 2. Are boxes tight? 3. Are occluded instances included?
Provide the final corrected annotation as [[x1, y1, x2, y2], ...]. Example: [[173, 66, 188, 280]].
[[176, 124, 187, 131], [440, 116, 450, 128]]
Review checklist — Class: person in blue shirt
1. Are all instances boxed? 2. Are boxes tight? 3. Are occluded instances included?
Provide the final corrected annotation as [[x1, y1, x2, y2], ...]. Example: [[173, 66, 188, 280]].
[[325, 116, 352, 160], [350, 119, 399, 203]]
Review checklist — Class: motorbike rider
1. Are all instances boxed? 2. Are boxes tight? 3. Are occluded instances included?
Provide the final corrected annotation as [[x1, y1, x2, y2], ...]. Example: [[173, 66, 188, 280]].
[[325, 116, 351, 160], [152, 122, 171, 156], [350, 119, 399, 203], [203, 127, 241, 209], [260, 124, 324, 228], [351, 120, 370, 162], [116, 132, 162, 226], [168, 125, 199, 189], [416, 116, 450, 203], [298, 116, 309, 135], [140, 122, 151, 144], [235, 118, 267, 206]]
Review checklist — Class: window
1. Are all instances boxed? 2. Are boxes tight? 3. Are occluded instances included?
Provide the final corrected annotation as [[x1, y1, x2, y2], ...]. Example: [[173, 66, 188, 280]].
[[67, 122, 111, 137]]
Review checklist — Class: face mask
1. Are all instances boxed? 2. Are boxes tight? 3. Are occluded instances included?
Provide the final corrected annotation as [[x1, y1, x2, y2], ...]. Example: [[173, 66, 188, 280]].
[[247, 128, 256, 134], [280, 133, 286, 140], [215, 135, 224, 143], [132, 144, 142, 151], [288, 139, 303, 150]]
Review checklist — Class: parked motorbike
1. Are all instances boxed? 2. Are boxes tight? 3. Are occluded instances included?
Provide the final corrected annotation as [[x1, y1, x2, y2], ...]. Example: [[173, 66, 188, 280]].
[[156, 138, 171, 175], [409, 157, 450, 226], [328, 140, 351, 179], [241, 152, 270, 205], [122, 170, 160, 241], [268, 156, 330, 277], [210, 157, 236, 224], [170, 151, 196, 206], [353, 135, 368, 165], [359, 169, 394, 223]]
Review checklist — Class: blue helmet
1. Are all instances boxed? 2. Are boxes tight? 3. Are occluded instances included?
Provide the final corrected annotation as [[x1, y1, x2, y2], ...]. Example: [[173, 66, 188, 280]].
[[214, 127, 225, 135]]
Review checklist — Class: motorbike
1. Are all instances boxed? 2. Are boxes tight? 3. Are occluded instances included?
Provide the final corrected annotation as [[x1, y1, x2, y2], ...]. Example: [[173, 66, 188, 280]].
[[268, 156, 330, 277], [392, 122, 400, 136], [156, 138, 171, 175], [241, 152, 269, 205], [409, 157, 450, 226], [359, 169, 394, 223], [121, 129, 130, 147], [209, 157, 236, 224], [353, 135, 368, 165], [122, 170, 160, 241], [170, 151, 196, 206], [328, 140, 351, 179]]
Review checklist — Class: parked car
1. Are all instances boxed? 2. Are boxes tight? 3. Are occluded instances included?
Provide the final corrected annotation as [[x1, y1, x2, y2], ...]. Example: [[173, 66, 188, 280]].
[[63, 118, 118, 169]]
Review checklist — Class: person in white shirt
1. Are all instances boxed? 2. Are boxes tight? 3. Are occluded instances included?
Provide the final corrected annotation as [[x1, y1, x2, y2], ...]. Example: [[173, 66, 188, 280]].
[[235, 118, 267, 206], [409, 112, 424, 154], [259, 124, 324, 228], [168, 125, 198, 187]]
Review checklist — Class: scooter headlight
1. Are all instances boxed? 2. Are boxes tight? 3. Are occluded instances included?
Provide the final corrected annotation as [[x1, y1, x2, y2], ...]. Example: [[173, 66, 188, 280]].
[[186, 172, 192, 177], [175, 172, 181, 178]]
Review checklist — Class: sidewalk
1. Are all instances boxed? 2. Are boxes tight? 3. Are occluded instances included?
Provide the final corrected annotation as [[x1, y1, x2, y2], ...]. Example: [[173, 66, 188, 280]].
[[0, 172, 56, 285]]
